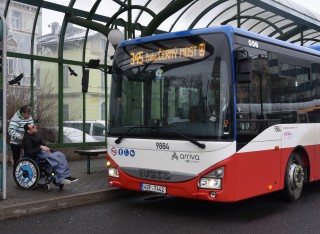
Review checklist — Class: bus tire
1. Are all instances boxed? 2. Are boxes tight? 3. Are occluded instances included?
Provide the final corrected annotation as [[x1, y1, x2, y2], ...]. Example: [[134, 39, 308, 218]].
[[284, 152, 304, 201]]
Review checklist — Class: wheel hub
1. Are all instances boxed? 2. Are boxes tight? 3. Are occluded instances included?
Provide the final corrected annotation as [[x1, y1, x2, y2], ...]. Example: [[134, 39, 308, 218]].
[[22, 169, 29, 178], [289, 163, 304, 189]]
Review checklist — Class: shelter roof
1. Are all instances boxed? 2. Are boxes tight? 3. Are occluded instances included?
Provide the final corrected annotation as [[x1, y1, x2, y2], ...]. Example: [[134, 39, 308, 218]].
[[5, 0, 320, 46]]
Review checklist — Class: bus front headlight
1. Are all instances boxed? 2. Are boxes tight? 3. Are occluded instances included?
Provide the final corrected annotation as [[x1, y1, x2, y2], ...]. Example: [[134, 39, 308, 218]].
[[108, 167, 119, 178], [199, 178, 222, 189], [198, 167, 224, 190], [107, 160, 119, 178]]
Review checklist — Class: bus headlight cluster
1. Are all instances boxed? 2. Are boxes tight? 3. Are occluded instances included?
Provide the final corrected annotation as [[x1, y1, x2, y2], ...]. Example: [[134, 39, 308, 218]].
[[107, 160, 119, 178], [199, 178, 221, 189], [198, 167, 224, 190]]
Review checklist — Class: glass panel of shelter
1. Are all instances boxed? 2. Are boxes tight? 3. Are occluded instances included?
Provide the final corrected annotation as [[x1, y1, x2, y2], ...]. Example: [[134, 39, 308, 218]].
[[36, 9, 64, 58]]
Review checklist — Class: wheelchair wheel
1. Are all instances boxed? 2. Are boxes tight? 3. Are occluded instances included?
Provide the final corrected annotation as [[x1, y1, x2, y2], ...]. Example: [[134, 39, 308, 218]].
[[13, 158, 40, 189]]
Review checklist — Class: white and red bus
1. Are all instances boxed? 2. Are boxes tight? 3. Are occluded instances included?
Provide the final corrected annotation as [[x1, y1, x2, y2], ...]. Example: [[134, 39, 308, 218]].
[[106, 25, 320, 202]]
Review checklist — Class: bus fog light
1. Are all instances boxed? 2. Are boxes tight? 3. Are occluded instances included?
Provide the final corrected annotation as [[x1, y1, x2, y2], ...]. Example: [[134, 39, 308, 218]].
[[199, 178, 221, 189], [210, 191, 217, 198], [108, 167, 119, 178], [109, 179, 113, 186]]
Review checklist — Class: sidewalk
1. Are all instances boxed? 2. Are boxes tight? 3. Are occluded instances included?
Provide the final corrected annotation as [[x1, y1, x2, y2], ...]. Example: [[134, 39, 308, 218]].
[[0, 157, 122, 220]]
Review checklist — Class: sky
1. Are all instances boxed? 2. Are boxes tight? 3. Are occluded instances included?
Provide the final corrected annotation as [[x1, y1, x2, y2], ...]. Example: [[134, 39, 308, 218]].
[[290, 0, 318, 13]]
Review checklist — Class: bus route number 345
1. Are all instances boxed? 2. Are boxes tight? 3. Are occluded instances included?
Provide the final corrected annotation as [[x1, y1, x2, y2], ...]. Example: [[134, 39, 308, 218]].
[[156, 142, 169, 150]]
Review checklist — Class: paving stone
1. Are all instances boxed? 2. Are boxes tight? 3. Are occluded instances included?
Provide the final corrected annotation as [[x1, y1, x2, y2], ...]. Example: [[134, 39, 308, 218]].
[[0, 157, 115, 220]]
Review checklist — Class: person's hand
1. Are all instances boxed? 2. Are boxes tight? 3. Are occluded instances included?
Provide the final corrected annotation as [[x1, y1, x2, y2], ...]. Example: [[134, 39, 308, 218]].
[[40, 145, 50, 152]]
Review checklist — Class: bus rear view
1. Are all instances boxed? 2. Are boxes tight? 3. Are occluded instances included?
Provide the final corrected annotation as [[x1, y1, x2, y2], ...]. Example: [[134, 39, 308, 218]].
[[106, 28, 236, 202]]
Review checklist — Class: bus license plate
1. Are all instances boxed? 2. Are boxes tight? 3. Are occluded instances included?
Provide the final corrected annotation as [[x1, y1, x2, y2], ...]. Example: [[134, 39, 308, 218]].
[[141, 183, 166, 194]]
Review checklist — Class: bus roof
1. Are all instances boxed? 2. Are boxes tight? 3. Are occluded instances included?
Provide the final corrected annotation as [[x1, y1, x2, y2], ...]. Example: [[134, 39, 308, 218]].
[[118, 25, 320, 57], [118, 25, 234, 46]]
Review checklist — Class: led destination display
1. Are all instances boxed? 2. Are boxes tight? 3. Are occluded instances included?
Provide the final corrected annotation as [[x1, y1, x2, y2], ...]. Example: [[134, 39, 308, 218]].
[[129, 43, 206, 65]]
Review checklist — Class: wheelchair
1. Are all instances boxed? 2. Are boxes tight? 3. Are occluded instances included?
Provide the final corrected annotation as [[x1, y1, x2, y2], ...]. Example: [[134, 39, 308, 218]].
[[13, 156, 64, 191]]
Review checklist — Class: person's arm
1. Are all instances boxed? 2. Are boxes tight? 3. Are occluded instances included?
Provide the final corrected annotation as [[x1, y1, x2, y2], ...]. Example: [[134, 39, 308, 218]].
[[8, 116, 23, 141], [38, 138, 51, 152], [8, 115, 34, 142], [23, 134, 42, 157]]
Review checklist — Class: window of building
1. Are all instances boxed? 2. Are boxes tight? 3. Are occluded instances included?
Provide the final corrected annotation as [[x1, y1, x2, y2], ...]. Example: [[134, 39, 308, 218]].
[[100, 38, 107, 51], [11, 11, 21, 30], [63, 104, 69, 121], [100, 71, 105, 91], [101, 102, 105, 120], [7, 58, 15, 75], [35, 68, 40, 87], [63, 65, 69, 87]]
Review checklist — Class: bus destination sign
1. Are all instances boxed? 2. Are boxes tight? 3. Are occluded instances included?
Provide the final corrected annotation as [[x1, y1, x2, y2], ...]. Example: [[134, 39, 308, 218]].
[[130, 43, 206, 65]]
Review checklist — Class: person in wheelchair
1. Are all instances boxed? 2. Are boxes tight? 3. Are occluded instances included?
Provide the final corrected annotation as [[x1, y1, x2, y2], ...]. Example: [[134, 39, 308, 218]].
[[23, 123, 78, 185]]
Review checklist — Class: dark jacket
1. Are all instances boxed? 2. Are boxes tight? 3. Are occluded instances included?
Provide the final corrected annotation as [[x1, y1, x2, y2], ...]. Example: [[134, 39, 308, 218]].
[[23, 132, 45, 158]]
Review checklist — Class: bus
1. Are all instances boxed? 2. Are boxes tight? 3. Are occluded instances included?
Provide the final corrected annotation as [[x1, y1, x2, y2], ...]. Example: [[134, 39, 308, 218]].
[[106, 25, 320, 202]]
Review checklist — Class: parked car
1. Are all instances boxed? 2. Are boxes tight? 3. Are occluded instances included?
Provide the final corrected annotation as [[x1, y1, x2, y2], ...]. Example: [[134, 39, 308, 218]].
[[62, 127, 98, 143], [40, 127, 98, 143], [63, 120, 106, 141]]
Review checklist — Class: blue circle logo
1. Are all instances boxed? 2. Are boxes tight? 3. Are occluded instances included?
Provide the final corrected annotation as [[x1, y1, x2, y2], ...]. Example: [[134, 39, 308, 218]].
[[124, 149, 129, 156], [118, 149, 123, 156], [130, 150, 135, 157]]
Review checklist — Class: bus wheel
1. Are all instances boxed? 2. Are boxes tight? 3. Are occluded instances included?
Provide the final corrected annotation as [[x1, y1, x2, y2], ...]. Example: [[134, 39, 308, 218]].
[[285, 152, 304, 201]]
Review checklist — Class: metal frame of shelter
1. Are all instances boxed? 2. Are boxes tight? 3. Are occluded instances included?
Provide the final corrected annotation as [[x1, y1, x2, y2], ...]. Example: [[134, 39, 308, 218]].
[[2, 0, 320, 144], [1, 0, 320, 199]]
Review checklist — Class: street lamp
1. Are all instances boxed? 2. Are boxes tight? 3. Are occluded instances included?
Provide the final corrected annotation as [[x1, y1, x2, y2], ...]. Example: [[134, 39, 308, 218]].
[[108, 28, 124, 46]]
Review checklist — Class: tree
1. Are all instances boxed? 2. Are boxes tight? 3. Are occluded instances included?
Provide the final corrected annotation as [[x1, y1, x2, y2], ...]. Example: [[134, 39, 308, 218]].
[[7, 78, 58, 143]]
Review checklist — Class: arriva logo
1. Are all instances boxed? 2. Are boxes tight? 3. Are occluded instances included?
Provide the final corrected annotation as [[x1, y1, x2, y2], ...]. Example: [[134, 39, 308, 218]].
[[180, 153, 200, 161], [248, 39, 258, 48], [171, 152, 178, 160]]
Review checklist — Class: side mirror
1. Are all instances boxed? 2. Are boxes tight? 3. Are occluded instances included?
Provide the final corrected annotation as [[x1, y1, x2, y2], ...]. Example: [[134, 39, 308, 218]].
[[236, 50, 252, 83]]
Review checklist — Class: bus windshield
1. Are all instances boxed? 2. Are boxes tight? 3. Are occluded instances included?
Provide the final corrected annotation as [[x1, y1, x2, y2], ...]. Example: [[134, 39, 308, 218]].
[[109, 33, 233, 141]]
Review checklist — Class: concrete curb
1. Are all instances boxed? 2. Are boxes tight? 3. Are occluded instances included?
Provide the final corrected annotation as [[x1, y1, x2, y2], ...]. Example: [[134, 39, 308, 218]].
[[0, 188, 126, 220]]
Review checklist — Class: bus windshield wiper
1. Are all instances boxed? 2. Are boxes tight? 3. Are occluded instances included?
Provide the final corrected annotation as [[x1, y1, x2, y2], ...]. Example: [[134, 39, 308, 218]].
[[115, 126, 206, 149], [174, 131, 206, 149], [115, 126, 173, 144], [115, 126, 148, 144]]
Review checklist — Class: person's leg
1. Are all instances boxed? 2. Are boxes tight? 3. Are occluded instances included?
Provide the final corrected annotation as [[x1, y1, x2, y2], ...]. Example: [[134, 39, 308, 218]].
[[10, 144, 22, 167], [53, 151, 72, 182], [38, 151, 71, 183]]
